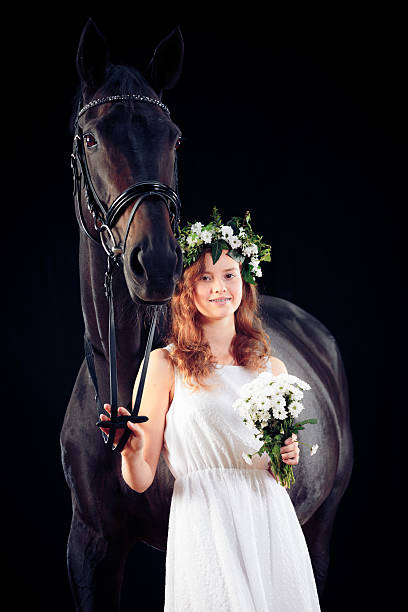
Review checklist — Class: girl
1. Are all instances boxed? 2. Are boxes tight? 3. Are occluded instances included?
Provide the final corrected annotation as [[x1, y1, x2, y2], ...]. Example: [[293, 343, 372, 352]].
[[100, 210, 321, 611]]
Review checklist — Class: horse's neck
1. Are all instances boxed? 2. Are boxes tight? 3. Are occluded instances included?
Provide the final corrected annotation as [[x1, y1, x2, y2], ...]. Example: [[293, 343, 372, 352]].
[[79, 232, 145, 399]]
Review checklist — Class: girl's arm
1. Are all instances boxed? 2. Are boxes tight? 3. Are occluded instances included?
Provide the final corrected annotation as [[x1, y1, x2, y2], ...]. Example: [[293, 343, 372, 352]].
[[100, 348, 174, 493]]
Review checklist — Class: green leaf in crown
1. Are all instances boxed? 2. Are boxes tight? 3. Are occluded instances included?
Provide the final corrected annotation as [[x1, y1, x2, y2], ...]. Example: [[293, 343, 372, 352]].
[[211, 240, 224, 264], [228, 249, 245, 264], [178, 207, 271, 284]]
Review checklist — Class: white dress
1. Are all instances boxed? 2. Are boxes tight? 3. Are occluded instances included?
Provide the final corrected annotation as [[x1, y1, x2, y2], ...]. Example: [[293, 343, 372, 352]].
[[162, 350, 321, 612]]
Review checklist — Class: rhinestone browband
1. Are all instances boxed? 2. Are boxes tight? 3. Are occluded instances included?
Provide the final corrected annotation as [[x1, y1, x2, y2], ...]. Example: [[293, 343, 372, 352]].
[[77, 94, 171, 121]]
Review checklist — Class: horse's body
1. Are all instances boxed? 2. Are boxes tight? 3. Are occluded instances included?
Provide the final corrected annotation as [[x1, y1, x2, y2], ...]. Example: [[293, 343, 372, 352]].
[[260, 294, 353, 590], [61, 20, 353, 611]]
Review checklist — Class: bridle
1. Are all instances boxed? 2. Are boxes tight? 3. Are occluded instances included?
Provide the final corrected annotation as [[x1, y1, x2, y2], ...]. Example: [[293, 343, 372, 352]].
[[71, 93, 181, 255], [71, 93, 181, 452]]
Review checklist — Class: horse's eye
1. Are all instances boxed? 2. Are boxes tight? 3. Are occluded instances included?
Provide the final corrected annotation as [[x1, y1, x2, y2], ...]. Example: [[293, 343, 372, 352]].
[[175, 136, 182, 151], [84, 133, 97, 148]]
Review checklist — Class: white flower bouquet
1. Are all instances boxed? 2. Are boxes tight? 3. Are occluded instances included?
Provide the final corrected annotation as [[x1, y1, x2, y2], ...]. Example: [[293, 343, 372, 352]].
[[233, 371, 318, 488]]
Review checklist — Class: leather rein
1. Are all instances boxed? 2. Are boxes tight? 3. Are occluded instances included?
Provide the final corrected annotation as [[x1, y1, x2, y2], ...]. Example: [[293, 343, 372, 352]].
[[71, 94, 181, 452]]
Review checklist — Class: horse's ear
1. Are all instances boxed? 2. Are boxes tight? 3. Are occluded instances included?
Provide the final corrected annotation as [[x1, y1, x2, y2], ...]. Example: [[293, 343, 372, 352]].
[[76, 18, 110, 96], [145, 26, 184, 96]]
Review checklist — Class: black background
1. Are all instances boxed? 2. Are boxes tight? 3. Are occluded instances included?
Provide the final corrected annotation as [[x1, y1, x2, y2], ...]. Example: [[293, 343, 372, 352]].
[[4, 6, 399, 611]]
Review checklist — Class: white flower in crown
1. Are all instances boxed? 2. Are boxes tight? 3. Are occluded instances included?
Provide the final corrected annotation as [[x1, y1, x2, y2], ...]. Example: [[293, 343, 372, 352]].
[[221, 225, 234, 239], [187, 235, 198, 246], [178, 207, 271, 284], [243, 243, 258, 257], [190, 222, 203, 235], [250, 258, 263, 277], [201, 229, 214, 244], [228, 235, 242, 249]]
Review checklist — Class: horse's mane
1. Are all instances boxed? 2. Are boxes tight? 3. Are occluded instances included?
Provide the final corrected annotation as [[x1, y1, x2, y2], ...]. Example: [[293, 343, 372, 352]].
[[70, 64, 154, 134]]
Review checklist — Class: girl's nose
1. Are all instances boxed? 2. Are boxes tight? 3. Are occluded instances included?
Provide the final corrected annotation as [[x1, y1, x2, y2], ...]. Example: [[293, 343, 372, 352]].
[[211, 277, 226, 292]]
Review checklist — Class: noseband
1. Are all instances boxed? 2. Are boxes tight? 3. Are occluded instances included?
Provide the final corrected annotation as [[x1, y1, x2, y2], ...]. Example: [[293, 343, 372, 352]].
[[71, 94, 181, 452]]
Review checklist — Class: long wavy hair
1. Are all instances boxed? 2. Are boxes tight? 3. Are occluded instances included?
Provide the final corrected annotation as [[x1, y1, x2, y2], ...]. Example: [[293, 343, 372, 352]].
[[167, 249, 272, 389]]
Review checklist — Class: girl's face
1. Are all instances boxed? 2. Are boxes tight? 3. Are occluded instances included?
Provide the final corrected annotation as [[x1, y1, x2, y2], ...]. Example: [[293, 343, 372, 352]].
[[193, 250, 243, 321]]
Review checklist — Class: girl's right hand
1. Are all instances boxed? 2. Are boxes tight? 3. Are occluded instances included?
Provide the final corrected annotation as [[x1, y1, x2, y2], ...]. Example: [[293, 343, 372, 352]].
[[99, 404, 146, 456]]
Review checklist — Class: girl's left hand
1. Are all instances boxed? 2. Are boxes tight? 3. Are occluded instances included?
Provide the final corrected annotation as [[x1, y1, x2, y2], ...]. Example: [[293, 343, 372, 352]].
[[280, 433, 300, 465]]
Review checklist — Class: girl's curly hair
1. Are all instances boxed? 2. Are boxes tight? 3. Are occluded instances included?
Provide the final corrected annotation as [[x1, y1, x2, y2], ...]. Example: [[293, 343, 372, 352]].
[[167, 249, 272, 389]]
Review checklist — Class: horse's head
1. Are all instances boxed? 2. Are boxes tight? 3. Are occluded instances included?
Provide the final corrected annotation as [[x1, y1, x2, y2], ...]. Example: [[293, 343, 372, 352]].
[[73, 20, 184, 304]]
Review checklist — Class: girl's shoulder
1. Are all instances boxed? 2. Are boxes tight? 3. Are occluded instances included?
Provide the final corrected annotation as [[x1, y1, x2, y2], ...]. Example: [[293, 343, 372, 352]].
[[148, 346, 174, 373], [267, 355, 288, 376]]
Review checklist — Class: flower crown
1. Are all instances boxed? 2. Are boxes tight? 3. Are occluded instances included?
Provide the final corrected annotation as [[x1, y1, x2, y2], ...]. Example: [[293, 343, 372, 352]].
[[178, 207, 271, 284]]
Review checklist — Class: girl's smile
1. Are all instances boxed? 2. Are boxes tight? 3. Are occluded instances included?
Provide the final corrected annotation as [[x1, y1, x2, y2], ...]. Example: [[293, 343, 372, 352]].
[[208, 297, 232, 304]]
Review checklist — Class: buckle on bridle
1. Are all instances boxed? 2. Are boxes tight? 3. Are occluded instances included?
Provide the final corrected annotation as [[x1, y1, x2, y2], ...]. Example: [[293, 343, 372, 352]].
[[103, 253, 122, 299]]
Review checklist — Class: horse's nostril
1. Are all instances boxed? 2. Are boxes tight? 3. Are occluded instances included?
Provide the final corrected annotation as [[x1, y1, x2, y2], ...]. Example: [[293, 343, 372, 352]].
[[129, 247, 145, 278]]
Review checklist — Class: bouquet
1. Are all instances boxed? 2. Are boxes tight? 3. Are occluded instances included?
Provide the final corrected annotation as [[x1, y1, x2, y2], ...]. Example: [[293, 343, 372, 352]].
[[232, 371, 319, 488]]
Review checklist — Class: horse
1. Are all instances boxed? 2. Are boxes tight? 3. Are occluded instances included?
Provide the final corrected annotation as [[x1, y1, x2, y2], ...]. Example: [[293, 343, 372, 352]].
[[61, 19, 183, 610], [61, 19, 353, 611]]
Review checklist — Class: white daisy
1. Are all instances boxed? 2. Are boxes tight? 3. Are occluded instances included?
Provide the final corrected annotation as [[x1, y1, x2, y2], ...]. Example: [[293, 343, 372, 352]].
[[242, 452, 253, 465], [228, 235, 242, 249], [221, 225, 234, 239], [287, 385, 304, 401], [287, 401, 304, 417], [258, 371, 273, 383], [243, 243, 258, 257], [294, 378, 311, 391], [201, 229, 213, 244], [310, 444, 319, 456], [187, 235, 198, 246], [190, 222, 203, 235], [272, 405, 288, 420], [272, 393, 286, 406]]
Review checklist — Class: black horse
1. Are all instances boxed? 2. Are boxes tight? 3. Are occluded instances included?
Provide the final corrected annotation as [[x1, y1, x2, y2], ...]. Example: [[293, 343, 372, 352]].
[[61, 20, 183, 610], [61, 19, 353, 611]]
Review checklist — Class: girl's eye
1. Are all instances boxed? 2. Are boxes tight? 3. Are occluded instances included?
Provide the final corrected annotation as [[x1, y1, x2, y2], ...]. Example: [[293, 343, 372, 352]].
[[84, 133, 97, 148], [225, 273, 235, 279]]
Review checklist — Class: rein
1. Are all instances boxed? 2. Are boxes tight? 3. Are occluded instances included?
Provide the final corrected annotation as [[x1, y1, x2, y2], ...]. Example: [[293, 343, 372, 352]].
[[71, 94, 181, 452]]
